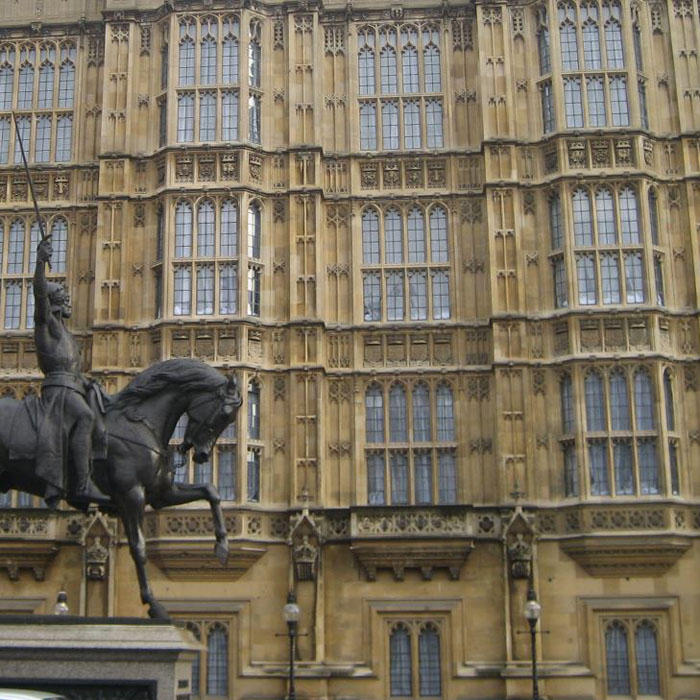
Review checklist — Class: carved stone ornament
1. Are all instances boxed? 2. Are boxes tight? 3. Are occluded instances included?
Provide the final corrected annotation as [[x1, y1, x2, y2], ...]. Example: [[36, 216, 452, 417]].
[[505, 509, 534, 580], [560, 535, 691, 577], [85, 535, 109, 581], [293, 535, 319, 581]]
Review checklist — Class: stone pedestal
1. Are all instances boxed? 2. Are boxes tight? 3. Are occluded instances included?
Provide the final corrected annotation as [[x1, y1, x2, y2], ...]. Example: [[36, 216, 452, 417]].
[[0, 616, 198, 700]]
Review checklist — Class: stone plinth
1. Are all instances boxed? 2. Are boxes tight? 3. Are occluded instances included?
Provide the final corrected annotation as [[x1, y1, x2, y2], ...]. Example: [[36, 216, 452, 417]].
[[0, 616, 198, 700]]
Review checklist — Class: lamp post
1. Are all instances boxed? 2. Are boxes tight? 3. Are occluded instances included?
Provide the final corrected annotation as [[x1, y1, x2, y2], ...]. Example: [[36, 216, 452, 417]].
[[282, 592, 301, 700], [523, 587, 541, 700]]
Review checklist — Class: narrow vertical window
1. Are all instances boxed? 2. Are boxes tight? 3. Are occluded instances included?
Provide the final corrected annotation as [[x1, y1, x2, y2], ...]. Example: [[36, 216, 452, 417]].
[[158, 99, 167, 147], [576, 254, 597, 305], [50, 218, 68, 273], [540, 81, 554, 133], [360, 103, 377, 150], [572, 189, 593, 245], [609, 76, 629, 126], [663, 370, 675, 431], [382, 101, 399, 149], [637, 439, 659, 494], [248, 94, 261, 143], [596, 188, 617, 244], [390, 625, 412, 697], [605, 621, 631, 695], [199, 92, 216, 141], [380, 29, 398, 94], [248, 22, 261, 88], [365, 385, 384, 443], [58, 55, 75, 107], [638, 80, 649, 129], [549, 193, 563, 249], [390, 452, 409, 504], [624, 252, 644, 303], [8, 220, 25, 273], [246, 266, 261, 316], [38, 60, 54, 109], [160, 44, 169, 90], [385, 209, 403, 263], [18, 60, 34, 109], [429, 206, 448, 263], [564, 443, 579, 497], [437, 451, 457, 503], [362, 209, 380, 264], [0, 62, 13, 111], [386, 271, 405, 321], [585, 372, 605, 431], [200, 19, 218, 85], [407, 208, 426, 263], [178, 22, 195, 85], [418, 625, 441, 697], [609, 371, 630, 430], [367, 452, 386, 504], [196, 264, 214, 315], [619, 188, 640, 244], [412, 384, 431, 442], [402, 29, 419, 92], [431, 271, 450, 319], [589, 439, 610, 495], [561, 375, 574, 433], [600, 253, 621, 304], [248, 381, 260, 439], [613, 440, 634, 494], [553, 257, 568, 308], [218, 446, 236, 500], [35, 115, 51, 163], [246, 449, 260, 501], [222, 91, 239, 141], [414, 451, 433, 504], [582, 5, 602, 68], [173, 265, 192, 316], [648, 189, 659, 244], [220, 200, 238, 257], [175, 201, 193, 257], [436, 384, 454, 441], [223, 17, 240, 84], [586, 76, 606, 126], [604, 6, 625, 68], [55, 115, 73, 162], [389, 384, 408, 442], [247, 203, 261, 259], [634, 370, 654, 430], [635, 622, 660, 694], [358, 29, 376, 95], [425, 99, 443, 148], [408, 271, 427, 321], [206, 625, 228, 695], [177, 93, 195, 142], [363, 272, 381, 321], [14, 116, 31, 165], [0, 117, 10, 163], [403, 100, 421, 149], [423, 33, 441, 92], [4, 281, 22, 329], [197, 200, 215, 256], [219, 264, 238, 315], [559, 4, 580, 70]]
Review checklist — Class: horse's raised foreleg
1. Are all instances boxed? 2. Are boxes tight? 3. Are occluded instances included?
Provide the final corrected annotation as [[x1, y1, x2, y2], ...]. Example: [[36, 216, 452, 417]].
[[150, 483, 229, 564], [120, 485, 169, 620]]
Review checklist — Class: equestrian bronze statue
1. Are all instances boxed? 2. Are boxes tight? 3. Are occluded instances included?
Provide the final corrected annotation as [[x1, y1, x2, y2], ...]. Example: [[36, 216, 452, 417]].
[[0, 239, 242, 619]]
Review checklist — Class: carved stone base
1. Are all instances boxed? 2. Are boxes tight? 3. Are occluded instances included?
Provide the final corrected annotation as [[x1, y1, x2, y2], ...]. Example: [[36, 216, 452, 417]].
[[0, 540, 58, 581]]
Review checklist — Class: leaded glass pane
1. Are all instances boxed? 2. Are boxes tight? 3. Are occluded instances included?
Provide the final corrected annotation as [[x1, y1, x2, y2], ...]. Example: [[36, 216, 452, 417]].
[[0, 66, 13, 111], [219, 263, 237, 315], [248, 203, 261, 258], [38, 64, 53, 108], [386, 271, 404, 321], [541, 82, 554, 132], [638, 439, 659, 494], [206, 625, 228, 695], [175, 201, 193, 257], [589, 440, 610, 495], [382, 101, 399, 149], [223, 36, 239, 84], [624, 252, 645, 303], [50, 218, 67, 273], [414, 451, 433, 504], [197, 200, 215, 256], [577, 254, 597, 305], [560, 21, 579, 70], [0, 118, 10, 163], [600, 253, 621, 304], [35, 115, 51, 163], [390, 626, 412, 697], [380, 43, 397, 94], [389, 384, 408, 442], [248, 94, 261, 143], [246, 266, 260, 316], [365, 385, 384, 442], [412, 384, 430, 442], [14, 116, 30, 165], [609, 76, 629, 126], [564, 443, 579, 497], [179, 37, 195, 85], [596, 189, 617, 244], [605, 622, 631, 694], [407, 208, 426, 262], [173, 265, 191, 316], [367, 452, 386, 504], [248, 382, 260, 439], [634, 370, 654, 430], [246, 449, 260, 500], [362, 209, 380, 264], [222, 91, 239, 140], [359, 46, 376, 95], [425, 99, 443, 148], [554, 257, 568, 308], [613, 440, 634, 494], [403, 100, 421, 149], [561, 375, 575, 433], [619, 187, 640, 243], [418, 626, 441, 696], [194, 458, 212, 484], [438, 451, 457, 504], [432, 271, 450, 320], [220, 200, 238, 256], [200, 37, 217, 85], [585, 372, 605, 431], [605, 19, 624, 68], [218, 446, 236, 500], [587, 76, 606, 126], [550, 193, 563, 249], [177, 93, 194, 142], [18, 64, 33, 109], [360, 102, 377, 150], [402, 45, 419, 92], [199, 93, 216, 141], [424, 44, 441, 93], [635, 622, 660, 694], [582, 15, 602, 68], [55, 115, 72, 162], [648, 189, 659, 244], [248, 39, 261, 88], [196, 264, 214, 315], [390, 452, 408, 504], [4, 281, 21, 329], [7, 220, 24, 273], [564, 77, 583, 128], [436, 384, 454, 441], [429, 206, 448, 262], [409, 270, 427, 321], [669, 441, 680, 495], [609, 372, 630, 430], [363, 272, 381, 321], [664, 371, 674, 431], [573, 189, 593, 245], [385, 209, 403, 263]]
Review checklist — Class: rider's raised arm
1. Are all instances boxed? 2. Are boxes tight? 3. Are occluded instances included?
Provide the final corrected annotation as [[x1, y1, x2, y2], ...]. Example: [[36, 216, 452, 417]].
[[33, 237, 52, 324]]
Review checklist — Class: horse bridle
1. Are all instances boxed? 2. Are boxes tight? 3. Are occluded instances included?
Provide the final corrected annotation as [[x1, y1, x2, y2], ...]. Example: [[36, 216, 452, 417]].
[[183, 385, 237, 450]]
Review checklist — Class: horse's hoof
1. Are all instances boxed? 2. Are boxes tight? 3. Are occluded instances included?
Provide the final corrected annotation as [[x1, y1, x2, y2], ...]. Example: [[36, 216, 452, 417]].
[[215, 540, 229, 565], [147, 601, 171, 621]]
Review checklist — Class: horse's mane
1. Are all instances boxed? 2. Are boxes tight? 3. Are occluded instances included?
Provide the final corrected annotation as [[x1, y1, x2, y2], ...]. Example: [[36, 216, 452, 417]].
[[109, 359, 226, 410]]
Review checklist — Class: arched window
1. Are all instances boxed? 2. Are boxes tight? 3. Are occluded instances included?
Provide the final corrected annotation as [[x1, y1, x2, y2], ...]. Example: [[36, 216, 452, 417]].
[[247, 380, 260, 440], [358, 29, 376, 95], [50, 217, 68, 273], [418, 624, 442, 696], [362, 209, 380, 264], [380, 28, 398, 94], [385, 208, 403, 263], [0, 56, 13, 111], [365, 384, 384, 443], [248, 21, 261, 88], [222, 17, 240, 83], [585, 371, 605, 431], [390, 625, 412, 697], [38, 53, 54, 109], [436, 384, 454, 442], [572, 188, 593, 246], [423, 27, 441, 92], [58, 50, 75, 107], [247, 202, 261, 259], [175, 201, 193, 257], [8, 219, 24, 273], [206, 623, 228, 695], [609, 370, 630, 430], [17, 48, 35, 109], [178, 21, 195, 85], [595, 188, 617, 244], [635, 621, 660, 694], [634, 370, 654, 431], [619, 187, 640, 244], [412, 383, 431, 442], [197, 200, 215, 256], [581, 3, 601, 68], [605, 621, 631, 694], [559, 3, 579, 70], [248, 93, 261, 143], [401, 27, 419, 92], [389, 384, 408, 442], [407, 208, 425, 263], [604, 2, 624, 68], [561, 374, 574, 433], [200, 18, 218, 84], [429, 206, 448, 263], [220, 200, 238, 257]]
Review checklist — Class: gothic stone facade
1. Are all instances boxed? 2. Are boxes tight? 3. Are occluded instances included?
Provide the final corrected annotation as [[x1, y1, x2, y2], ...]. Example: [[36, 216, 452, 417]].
[[0, 0, 699, 698]]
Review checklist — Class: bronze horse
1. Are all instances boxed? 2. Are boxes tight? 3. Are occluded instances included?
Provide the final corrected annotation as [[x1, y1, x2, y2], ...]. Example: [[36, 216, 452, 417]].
[[0, 358, 242, 619]]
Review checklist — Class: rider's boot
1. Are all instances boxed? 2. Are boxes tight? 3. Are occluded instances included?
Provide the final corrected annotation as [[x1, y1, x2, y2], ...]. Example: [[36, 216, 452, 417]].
[[72, 464, 111, 505]]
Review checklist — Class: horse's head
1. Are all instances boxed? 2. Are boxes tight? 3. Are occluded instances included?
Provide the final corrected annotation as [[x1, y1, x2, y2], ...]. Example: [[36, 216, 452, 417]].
[[181, 374, 242, 463]]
